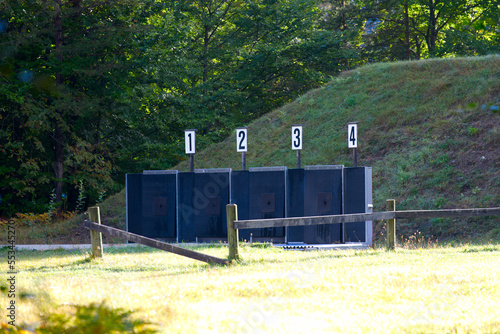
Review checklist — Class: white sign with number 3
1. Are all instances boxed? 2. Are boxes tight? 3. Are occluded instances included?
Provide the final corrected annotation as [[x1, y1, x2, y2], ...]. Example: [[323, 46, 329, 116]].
[[348, 123, 358, 148], [236, 128, 248, 152], [291, 125, 302, 150]]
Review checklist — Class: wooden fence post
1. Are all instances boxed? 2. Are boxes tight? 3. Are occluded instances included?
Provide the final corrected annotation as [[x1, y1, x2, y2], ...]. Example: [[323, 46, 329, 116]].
[[88, 206, 103, 258], [386, 199, 396, 251], [226, 204, 239, 262]]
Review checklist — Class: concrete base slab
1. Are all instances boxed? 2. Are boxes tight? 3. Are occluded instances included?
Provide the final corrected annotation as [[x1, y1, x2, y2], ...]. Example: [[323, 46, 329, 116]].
[[275, 242, 371, 251]]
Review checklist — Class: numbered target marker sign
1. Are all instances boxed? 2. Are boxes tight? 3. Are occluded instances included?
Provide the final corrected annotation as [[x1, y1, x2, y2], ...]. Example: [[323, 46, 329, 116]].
[[291, 125, 303, 150], [347, 122, 358, 148], [236, 127, 248, 152], [185, 129, 196, 154]]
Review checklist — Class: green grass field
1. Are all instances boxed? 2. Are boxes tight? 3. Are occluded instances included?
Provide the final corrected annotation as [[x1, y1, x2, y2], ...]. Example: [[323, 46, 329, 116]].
[[3, 243, 500, 333]]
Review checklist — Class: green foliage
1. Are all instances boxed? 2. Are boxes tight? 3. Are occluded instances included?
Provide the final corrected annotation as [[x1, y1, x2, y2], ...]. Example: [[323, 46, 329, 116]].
[[75, 180, 86, 213], [0, 0, 155, 215], [0, 303, 158, 334], [351, 0, 500, 61], [47, 190, 57, 220], [1, 0, 498, 217], [36, 302, 158, 334], [434, 0, 500, 57], [467, 126, 479, 136], [0, 279, 157, 333], [141, 0, 346, 143]]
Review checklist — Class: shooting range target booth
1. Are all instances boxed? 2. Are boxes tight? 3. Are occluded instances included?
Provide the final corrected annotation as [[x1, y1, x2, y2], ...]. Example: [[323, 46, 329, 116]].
[[286, 165, 373, 246], [126, 170, 178, 242], [343, 167, 373, 244], [231, 167, 287, 243], [177, 168, 231, 243], [125, 165, 372, 247], [287, 166, 343, 244]]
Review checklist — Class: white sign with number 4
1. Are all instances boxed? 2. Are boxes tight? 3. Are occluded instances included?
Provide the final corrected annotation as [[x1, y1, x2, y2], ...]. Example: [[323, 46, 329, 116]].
[[236, 128, 248, 152], [348, 123, 358, 148]]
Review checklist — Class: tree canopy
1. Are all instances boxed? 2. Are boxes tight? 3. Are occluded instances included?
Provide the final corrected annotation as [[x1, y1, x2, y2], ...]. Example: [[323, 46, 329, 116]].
[[1, 0, 498, 216]]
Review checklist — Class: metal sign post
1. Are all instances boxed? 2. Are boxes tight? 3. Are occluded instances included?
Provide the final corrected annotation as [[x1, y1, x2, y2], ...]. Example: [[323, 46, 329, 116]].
[[291, 125, 303, 168], [236, 127, 248, 170], [185, 129, 197, 172], [347, 122, 358, 167]]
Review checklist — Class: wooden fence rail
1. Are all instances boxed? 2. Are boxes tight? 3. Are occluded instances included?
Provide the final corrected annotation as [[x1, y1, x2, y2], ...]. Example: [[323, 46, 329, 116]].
[[233, 207, 500, 230], [83, 215, 228, 265], [233, 212, 394, 229], [228, 203, 500, 255], [84, 203, 500, 265]]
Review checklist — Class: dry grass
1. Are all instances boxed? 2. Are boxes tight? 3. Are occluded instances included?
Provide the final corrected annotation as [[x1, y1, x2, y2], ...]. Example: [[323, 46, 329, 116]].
[[2, 243, 500, 333]]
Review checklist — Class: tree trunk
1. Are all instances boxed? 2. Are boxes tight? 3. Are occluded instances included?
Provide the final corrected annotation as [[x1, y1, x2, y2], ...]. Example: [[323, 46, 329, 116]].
[[341, 0, 349, 67], [404, 0, 410, 60], [426, 0, 437, 55], [203, 24, 210, 84], [416, 38, 421, 59], [340, 0, 347, 31], [54, 0, 64, 207]]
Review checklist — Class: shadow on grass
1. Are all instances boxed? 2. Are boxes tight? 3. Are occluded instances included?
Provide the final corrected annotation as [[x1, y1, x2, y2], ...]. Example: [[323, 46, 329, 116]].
[[8, 243, 500, 275], [14, 247, 224, 276]]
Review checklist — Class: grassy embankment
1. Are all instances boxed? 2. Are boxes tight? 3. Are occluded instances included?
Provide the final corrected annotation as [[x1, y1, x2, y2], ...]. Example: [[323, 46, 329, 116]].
[[5, 55, 499, 244], [2, 244, 500, 333]]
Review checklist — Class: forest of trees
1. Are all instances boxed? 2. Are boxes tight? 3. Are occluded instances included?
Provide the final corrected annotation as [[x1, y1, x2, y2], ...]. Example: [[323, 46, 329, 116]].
[[1, 0, 499, 216]]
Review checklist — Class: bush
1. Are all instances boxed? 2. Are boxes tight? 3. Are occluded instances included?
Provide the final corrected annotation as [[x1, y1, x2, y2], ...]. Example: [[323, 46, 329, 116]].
[[13, 211, 77, 227], [0, 302, 158, 334], [14, 213, 52, 227], [37, 302, 158, 334]]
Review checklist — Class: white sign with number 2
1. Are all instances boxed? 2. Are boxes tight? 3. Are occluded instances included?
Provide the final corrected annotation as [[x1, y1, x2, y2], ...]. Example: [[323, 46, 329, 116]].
[[236, 128, 248, 152]]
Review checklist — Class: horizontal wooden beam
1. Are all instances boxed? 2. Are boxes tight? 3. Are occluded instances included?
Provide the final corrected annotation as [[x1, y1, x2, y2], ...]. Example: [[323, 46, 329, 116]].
[[395, 207, 500, 219], [82, 220, 228, 265], [233, 207, 500, 230], [233, 211, 395, 229]]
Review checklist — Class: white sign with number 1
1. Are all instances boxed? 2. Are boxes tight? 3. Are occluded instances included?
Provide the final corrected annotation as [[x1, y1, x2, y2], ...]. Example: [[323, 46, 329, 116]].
[[236, 128, 248, 152], [348, 123, 358, 148], [185, 130, 196, 154]]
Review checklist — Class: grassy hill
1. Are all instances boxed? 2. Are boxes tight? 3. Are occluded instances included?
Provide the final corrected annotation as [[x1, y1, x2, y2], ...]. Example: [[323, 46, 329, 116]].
[[14, 55, 500, 244], [179, 55, 500, 243]]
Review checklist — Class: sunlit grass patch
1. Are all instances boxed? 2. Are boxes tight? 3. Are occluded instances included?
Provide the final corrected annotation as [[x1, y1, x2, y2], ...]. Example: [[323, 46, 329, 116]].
[[2, 244, 500, 333]]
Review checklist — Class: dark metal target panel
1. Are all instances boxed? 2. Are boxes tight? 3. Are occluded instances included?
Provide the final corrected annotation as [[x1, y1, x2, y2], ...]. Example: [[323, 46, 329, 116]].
[[231, 167, 287, 242], [287, 165, 372, 245], [286, 168, 305, 242], [343, 167, 373, 244], [303, 165, 344, 244], [126, 170, 178, 241], [287, 165, 344, 244], [177, 169, 231, 242]]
